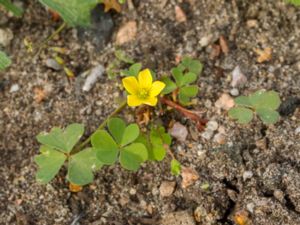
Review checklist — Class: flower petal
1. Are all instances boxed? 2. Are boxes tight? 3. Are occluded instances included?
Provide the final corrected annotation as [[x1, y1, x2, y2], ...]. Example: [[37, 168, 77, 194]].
[[143, 97, 158, 106], [138, 69, 152, 89], [122, 77, 139, 95], [150, 81, 166, 97], [127, 95, 143, 107]]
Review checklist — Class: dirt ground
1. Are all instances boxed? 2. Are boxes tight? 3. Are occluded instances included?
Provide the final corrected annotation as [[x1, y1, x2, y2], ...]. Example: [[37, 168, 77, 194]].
[[1, 0, 300, 224]]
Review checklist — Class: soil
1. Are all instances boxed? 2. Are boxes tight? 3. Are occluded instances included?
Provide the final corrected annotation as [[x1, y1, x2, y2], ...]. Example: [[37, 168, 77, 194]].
[[1, 0, 300, 224]]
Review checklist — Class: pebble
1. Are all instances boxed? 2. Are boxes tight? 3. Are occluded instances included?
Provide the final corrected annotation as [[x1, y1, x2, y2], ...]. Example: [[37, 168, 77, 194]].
[[129, 188, 136, 195], [116, 21, 137, 45], [213, 133, 226, 145], [169, 122, 188, 142], [295, 127, 300, 135], [230, 88, 239, 96], [199, 35, 212, 47], [246, 203, 255, 213], [82, 65, 105, 92], [231, 66, 247, 87], [9, 84, 20, 93], [206, 121, 218, 131], [215, 93, 235, 110], [243, 171, 253, 181], [204, 99, 212, 108], [175, 5, 187, 23], [246, 19, 258, 28], [161, 210, 196, 225], [0, 28, 13, 46], [159, 181, 176, 197], [45, 58, 62, 71], [201, 130, 214, 140]]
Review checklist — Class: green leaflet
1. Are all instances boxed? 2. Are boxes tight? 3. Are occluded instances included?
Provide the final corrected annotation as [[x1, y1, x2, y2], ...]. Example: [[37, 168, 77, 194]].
[[35, 146, 66, 183], [0, 0, 23, 17], [37, 123, 84, 153], [38, 0, 99, 27], [0, 51, 11, 70], [67, 148, 103, 185]]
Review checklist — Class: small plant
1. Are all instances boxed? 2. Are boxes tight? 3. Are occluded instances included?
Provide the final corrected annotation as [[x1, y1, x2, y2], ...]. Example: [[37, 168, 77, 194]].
[[161, 56, 203, 105], [0, 51, 11, 70], [287, 0, 300, 6], [229, 90, 281, 124]]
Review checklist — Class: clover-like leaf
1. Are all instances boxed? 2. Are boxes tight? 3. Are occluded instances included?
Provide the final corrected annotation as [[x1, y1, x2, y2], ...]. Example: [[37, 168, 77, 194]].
[[148, 126, 171, 161], [171, 159, 181, 176], [38, 0, 99, 27], [181, 57, 203, 75], [0, 51, 11, 70], [249, 90, 281, 110], [108, 117, 126, 144], [234, 96, 252, 107], [67, 148, 103, 185], [288, 0, 300, 6], [161, 76, 177, 95], [91, 130, 119, 165], [0, 0, 23, 17], [181, 72, 197, 86], [228, 107, 253, 124], [120, 123, 140, 147], [119, 143, 148, 171], [178, 92, 191, 105], [35, 145, 67, 184], [172, 67, 184, 86], [121, 63, 142, 77], [36, 123, 84, 153], [179, 85, 198, 97], [256, 108, 280, 124]]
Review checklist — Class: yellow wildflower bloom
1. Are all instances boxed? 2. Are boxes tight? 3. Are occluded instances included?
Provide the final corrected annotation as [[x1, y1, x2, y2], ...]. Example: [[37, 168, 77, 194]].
[[122, 69, 166, 107]]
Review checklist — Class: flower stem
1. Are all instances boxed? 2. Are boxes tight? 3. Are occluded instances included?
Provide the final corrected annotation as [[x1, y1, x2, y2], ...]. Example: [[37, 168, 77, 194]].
[[72, 100, 127, 154]]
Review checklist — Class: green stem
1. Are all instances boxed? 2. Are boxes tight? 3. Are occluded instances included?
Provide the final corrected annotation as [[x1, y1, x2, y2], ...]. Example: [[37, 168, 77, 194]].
[[72, 100, 127, 154], [35, 22, 67, 57]]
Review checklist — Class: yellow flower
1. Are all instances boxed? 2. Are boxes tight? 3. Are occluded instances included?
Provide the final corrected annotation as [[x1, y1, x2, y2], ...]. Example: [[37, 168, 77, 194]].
[[122, 69, 166, 107]]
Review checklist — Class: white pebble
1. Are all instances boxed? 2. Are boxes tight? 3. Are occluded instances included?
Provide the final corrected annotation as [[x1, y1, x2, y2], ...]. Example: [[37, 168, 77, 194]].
[[243, 171, 253, 181], [82, 65, 105, 92], [230, 88, 239, 96], [295, 127, 300, 135], [206, 121, 218, 131], [9, 84, 20, 93]]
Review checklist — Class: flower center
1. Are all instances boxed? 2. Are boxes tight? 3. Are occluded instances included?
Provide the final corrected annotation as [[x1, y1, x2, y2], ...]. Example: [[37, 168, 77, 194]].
[[138, 89, 149, 99]]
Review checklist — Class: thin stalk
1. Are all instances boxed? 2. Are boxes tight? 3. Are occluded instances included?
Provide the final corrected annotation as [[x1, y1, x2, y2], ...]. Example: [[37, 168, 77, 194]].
[[35, 22, 67, 57], [72, 100, 127, 153]]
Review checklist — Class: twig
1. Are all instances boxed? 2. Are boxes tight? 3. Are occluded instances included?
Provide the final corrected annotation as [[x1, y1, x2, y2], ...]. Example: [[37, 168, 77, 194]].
[[160, 96, 207, 131]]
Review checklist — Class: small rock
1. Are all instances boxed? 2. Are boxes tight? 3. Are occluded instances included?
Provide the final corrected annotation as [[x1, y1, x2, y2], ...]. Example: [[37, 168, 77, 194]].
[[243, 171, 253, 181], [230, 88, 239, 96], [0, 28, 13, 46], [181, 167, 199, 189], [194, 206, 206, 223], [161, 211, 195, 225], [159, 181, 176, 197], [169, 122, 188, 142], [213, 133, 226, 145], [246, 203, 255, 213], [116, 21, 137, 45], [204, 99, 212, 108], [9, 84, 20, 93], [295, 127, 300, 135], [273, 189, 284, 202], [129, 188, 136, 195], [45, 58, 62, 71], [215, 93, 235, 110], [199, 35, 212, 47], [206, 121, 218, 131], [175, 5, 187, 23], [246, 19, 258, 28], [201, 130, 214, 140], [82, 65, 105, 92], [231, 66, 247, 88]]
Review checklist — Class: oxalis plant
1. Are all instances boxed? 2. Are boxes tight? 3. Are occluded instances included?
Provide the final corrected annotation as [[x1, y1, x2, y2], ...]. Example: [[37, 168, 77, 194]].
[[35, 57, 203, 188], [229, 90, 281, 124]]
